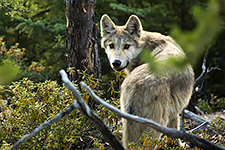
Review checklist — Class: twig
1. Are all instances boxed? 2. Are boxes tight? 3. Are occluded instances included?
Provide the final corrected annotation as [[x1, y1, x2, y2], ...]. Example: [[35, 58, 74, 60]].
[[33, 9, 50, 17], [0, 0, 25, 16], [0, 0, 11, 16], [188, 46, 221, 114], [183, 109, 219, 135], [81, 81, 225, 150], [183, 109, 211, 125], [11, 102, 79, 150], [189, 121, 210, 133], [194, 46, 210, 88], [194, 46, 221, 90]]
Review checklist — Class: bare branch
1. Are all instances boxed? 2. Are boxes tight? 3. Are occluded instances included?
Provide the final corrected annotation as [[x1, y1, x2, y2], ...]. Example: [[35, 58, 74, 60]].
[[81, 81, 225, 150], [60, 70, 125, 150], [11, 102, 79, 150], [189, 121, 210, 133], [11, 70, 124, 150], [207, 65, 221, 73], [0, 0, 12, 16], [188, 47, 221, 114], [194, 46, 221, 90], [183, 109, 210, 125], [194, 46, 210, 88], [183, 109, 219, 135]]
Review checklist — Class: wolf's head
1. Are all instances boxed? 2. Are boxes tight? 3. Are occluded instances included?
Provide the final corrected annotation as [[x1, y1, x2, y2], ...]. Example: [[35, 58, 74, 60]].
[[100, 14, 144, 73]]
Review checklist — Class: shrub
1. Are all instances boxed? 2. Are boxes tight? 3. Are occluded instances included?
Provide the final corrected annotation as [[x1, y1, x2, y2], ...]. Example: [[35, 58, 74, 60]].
[[0, 78, 96, 149], [0, 70, 123, 149], [198, 95, 225, 114]]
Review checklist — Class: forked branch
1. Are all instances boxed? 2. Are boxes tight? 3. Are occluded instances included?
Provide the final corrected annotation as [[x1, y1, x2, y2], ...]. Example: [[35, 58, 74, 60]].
[[81, 81, 225, 150], [60, 70, 124, 150], [194, 46, 221, 89], [11, 70, 124, 150]]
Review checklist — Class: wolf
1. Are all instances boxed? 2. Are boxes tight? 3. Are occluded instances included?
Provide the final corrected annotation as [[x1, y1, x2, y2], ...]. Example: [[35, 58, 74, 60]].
[[100, 14, 194, 147]]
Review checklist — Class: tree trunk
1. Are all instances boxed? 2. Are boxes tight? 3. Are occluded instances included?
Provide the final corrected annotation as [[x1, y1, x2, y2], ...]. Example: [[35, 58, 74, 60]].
[[66, 0, 101, 82]]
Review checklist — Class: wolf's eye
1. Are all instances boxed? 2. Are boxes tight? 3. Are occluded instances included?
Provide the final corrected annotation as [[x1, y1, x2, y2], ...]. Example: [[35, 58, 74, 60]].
[[124, 44, 130, 50], [109, 44, 114, 49]]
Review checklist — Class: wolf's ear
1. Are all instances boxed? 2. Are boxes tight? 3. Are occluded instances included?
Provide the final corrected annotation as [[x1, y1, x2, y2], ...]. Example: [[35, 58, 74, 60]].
[[100, 14, 116, 37], [124, 15, 142, 37]]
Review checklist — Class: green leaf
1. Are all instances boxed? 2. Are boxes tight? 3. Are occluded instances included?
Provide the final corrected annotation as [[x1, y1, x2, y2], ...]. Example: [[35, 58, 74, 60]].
[[171, 0, 221, 66], [15, 22, 27, 30], [0, 60, 19, 84]]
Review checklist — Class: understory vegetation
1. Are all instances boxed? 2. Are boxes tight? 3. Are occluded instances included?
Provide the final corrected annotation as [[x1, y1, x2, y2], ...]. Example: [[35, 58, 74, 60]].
[[0, 72, 224, 149], [0, 0, 225, 149]]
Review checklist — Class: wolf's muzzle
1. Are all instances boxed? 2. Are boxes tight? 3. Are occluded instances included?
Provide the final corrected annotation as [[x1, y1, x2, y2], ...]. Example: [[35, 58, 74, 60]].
[[112, 60, 129, 71], [112, 60, 121, 68]]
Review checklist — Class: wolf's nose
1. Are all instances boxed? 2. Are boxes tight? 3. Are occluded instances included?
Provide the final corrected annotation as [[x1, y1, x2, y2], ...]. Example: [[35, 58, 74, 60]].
[[112, 60, 121, 68]]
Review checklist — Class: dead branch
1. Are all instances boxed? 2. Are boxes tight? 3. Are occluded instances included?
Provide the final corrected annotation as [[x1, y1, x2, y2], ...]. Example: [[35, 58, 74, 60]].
[[183, 109, 219, 135], [11, 70, 124, 150], [81, 81, 225, 150], [11, 101, 79, 150], [194, 46, 221, 89], [189, 121, 210, 133], [188, 46, 221, 114], [184, 109, 210, 125], [60, 70, 124, 150], [33, 9, 50, 17], [194, 46, 210, 88]]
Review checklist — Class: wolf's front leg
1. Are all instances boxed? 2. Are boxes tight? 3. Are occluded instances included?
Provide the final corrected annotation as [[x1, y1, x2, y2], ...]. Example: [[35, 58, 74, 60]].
[[121, 118, 144, 147], [167, 115, 179, 129]]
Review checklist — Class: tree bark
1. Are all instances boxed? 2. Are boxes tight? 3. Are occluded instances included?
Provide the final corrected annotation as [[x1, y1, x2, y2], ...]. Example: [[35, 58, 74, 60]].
[[66, 0, 101, 82]]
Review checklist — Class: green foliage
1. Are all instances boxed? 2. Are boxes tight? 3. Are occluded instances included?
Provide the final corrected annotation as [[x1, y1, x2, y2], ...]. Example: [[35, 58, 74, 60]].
[[109, 3, 151, 17], [0, 38, 25, 62], [198, 95, 225, 114], [141, 49, 187, 75], [1, 79, 73, 149], [0, 0, 225, 149], [96, 0, 197, 32], [0, 0, 38, 18], [0, 141, 11, 150], [190, 118, 225, 148], [128, 133, 184, 150], [0, 38, 22, 84], [0, 78, 95, 149], [0, 60, 19, 84], [0, 0, 67, 82], [141, 0, 222, 74], [172, 0, 221, 67], [0, 70, 123, 149], [210, 117, 225, 142]]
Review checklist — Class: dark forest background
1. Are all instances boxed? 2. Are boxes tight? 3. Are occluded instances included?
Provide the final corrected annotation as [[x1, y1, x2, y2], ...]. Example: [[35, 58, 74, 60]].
[[1, 0, 225, 99]]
